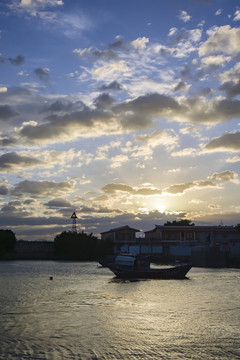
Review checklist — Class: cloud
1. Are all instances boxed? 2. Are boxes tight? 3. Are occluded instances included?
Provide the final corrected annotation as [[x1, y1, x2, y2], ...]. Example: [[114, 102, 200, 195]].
[[135, 129, 178, 151], [218, 62, 240, 84], [99, 81, 122, 91], [131, 37, 149, 50], [173, 80, 189, 92], [210, 170, 238, 182], [0, 185, 8, 195], [226, 156, 240, 163], [34, 68, 50, 81], [203, 132, 240, 152], [17, 105, 114, 143], [45, 198, 72, 208], [11, 179, 75, 197], [233, 10, 240, 21], [215, 9, 222, 16], [168, 27, 178, 37], [101, 183, 162, 196], [114, 93, 181, 129], [9, 0, 63, 15], [73, 46, 118, 61], [0, 105, 18, 121], [200, 55, 231, 69], [199, 25, 240, 57], [19, 0, 63, 7], [0, 151, 43, 172], [163, 180, 217, 195], [94, 93, 116, 110], [73, 37, 147, 62], [2, 88, 240, 148], [178, 10, 191, 23], [174, 29, 202, 44], [8, 55, 25, 65], [219, 80, 240, 98]]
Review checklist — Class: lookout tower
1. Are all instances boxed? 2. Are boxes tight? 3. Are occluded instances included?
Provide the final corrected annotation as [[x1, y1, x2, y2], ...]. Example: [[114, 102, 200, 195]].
[[71, 211, 78, 232]]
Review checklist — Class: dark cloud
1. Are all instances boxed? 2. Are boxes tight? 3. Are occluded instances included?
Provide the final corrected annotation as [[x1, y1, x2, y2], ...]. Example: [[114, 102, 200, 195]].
[[114, 93, 181, 129], [45, 198, 72, 208], [0, 152, 43, 172], [164, 180, 217, 194], [0, 105, 18, 121], [94, 93, 116, 109], [102, 178, 218, 197], [108, 39, 125, 49], [204, 132, 240, 152], [180, 63, 204, 81], [210, 170, 237, 182], [99, 81, 122, 91], [0, 136, 18, 148], [219, 80, 240, 99], [0, 185, 8, 195], [102, 183, 162, 196], [8, 55, 25, 66], [19, 104, 113, 142], [34, 68, 50, 81], [173, 81, 188, 92], [45, 100, 72, 113], [11, 180, 74, 197]]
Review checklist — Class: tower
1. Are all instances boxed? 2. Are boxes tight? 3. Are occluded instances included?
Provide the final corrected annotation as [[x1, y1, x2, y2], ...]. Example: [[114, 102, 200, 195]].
[[71, 211, 78, 232]]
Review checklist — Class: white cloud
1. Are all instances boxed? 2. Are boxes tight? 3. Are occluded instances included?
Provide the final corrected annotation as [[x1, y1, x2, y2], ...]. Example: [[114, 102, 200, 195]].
[[0, 87, 7, 93], [131, 37, 149, 50], [233, 10, 240, 21], [215, 9, 222, 16], [218, 62, 240, 84], [168, 27, 178, 37], [199, 25, 240, 57], [201, 55, 231, 68], [179, 10, 191, 23]]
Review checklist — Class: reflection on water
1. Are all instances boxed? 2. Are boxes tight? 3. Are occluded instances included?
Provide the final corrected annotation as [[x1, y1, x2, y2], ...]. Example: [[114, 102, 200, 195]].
[[0, 261, 239, 359]]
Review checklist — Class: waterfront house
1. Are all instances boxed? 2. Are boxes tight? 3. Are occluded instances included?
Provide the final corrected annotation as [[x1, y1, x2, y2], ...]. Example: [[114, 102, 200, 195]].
[[101, 224, 240, 267], [100, 225, 140, 254]]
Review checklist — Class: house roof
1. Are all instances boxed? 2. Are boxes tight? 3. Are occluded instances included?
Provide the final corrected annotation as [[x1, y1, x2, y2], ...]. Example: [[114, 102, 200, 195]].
[[101, 225, 140, 235], [144, 225, 236, 234]]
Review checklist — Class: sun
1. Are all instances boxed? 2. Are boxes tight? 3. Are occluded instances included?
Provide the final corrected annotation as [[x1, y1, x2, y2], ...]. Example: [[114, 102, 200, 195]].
[[147, 197, 168, 213]]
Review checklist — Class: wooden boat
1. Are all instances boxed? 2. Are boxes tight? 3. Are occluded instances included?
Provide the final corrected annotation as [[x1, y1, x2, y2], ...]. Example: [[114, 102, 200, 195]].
[[107, 254, 192, 279]]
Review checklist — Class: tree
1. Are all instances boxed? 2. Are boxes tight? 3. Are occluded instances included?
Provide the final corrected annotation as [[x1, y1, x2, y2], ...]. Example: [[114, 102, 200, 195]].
[[0, 229, 16, 258], [54, 231, 99, 260], [235, 224, 240, 232], [164, 219, 195, 226], [97, 237, 113, 258]]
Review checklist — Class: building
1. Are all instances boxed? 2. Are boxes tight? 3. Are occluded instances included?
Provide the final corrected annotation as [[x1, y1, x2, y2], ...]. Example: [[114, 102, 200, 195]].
[[100, 225, 140, 254], [101, 224, 240, 267], [144, 225, 240, 266]]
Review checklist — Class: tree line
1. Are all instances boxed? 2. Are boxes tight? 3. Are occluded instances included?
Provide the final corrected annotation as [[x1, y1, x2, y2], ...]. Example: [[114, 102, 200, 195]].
[[54, 231, 113, 260]]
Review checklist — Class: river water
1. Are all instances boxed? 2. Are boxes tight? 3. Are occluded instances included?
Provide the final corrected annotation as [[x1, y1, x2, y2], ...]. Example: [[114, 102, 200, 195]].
[[0, 261, 239, 360]]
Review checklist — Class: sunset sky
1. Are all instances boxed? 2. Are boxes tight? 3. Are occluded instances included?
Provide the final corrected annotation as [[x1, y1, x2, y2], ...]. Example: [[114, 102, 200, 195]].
[[0, 0, 240, 240]]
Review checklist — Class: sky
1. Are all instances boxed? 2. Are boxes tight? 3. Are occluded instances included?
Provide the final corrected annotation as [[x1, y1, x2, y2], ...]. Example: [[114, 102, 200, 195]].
[[0, 0, 240, 241]]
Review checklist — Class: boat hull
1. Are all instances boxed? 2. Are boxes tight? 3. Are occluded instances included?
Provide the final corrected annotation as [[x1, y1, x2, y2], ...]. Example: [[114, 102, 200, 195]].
[[109, 264, 192, 279]]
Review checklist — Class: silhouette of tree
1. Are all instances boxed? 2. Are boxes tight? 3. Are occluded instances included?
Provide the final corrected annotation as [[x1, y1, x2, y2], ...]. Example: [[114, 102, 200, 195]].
[[0, 229, 16, 258], [235, 224, 240, 232], [54, 231, 113, 260], [164, 219, 195, 226]]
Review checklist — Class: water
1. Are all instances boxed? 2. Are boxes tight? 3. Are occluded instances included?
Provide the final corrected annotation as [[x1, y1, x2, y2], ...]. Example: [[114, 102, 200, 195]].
[[0, 261, 239, 360]]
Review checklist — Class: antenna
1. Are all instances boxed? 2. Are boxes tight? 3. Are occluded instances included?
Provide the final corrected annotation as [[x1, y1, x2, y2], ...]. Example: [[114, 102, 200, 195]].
[[71, 211, 78, 232]]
